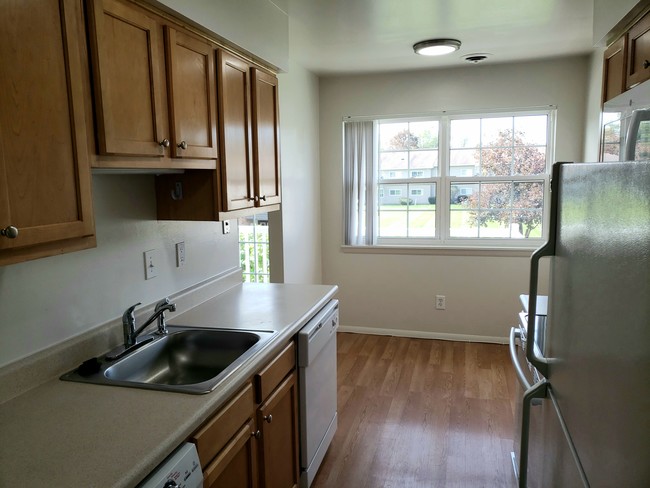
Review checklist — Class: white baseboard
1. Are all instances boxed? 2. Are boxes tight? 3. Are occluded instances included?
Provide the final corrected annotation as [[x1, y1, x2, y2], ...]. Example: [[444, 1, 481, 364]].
[[337, 325, 509, 344]]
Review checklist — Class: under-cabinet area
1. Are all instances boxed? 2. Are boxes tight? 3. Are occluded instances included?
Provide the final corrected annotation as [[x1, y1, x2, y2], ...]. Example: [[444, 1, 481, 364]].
[[0, 0, 282, 267]]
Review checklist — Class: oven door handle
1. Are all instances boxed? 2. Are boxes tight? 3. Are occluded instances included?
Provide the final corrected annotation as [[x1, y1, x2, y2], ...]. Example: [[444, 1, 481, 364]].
[[509, 327, 531, 390], [511, 327, 549, 488]]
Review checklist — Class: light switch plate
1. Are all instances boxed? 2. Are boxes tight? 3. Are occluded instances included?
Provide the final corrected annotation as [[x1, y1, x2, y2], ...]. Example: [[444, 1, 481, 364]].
[[144, 249, 158, 280], [175, 242, 186, 267]]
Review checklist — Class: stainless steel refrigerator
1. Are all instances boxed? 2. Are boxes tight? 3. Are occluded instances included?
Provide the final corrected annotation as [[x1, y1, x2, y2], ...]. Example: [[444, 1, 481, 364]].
[[510, 161, 650, 487]]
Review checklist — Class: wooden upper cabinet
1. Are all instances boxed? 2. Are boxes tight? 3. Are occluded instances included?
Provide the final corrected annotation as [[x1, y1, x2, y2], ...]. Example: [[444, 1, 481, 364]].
[[0, 0, 95, 263], [165, 27, 218, 159], [87, 0, 218, 163], [603, 36, 627, 103], [217, 50, 255, 211], [251, 69, 282, 207], [87, 0, 168, 157], [627, 11, 650, 89]]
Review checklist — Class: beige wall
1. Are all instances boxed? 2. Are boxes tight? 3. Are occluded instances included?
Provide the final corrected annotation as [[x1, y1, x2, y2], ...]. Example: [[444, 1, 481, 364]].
[[319, 56, 590, 341], [0, 175, 239, 367], [273, 59, 323, 284]]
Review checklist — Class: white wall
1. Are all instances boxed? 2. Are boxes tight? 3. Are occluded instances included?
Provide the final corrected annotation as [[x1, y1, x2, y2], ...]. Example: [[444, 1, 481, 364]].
[[319, 56, 589, 341], [151, 0, 289, 71], [273, 59, 323, 284], [0, 175, 239, 367], [584, 49, 606, 162]]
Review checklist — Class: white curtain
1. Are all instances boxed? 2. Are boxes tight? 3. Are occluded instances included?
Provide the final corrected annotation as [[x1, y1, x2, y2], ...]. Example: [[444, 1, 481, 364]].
[[344, 121, 374, 245]]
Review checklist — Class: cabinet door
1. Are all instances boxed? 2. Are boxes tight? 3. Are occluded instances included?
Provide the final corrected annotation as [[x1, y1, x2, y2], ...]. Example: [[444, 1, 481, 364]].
[[203, 419, 259, 488], [88, 0, 168, 156], [165, 27, 218, 160], [217, 50, 255, 211], [0, 0, 94, 257], [602, 36, 627, 103], [627, 11, 650, 89], [257, 373, 299, 488], [251, 69, 281, 207]]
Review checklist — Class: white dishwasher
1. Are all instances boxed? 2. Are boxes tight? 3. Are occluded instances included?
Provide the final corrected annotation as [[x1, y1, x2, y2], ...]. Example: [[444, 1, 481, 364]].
[[297, 299, 339, 488], [137, 442, 202, 488]]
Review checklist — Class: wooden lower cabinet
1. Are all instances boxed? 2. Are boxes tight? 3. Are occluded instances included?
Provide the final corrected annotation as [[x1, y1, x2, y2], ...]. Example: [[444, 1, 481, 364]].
[[191, 341, 299, 488], [257, 373, 299, 488], [203, 419, 259, 488]]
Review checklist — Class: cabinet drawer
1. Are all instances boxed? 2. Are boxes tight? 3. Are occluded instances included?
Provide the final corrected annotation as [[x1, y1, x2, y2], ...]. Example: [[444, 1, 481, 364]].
[[191, 382, 255, 467], [254, 341, 295, 403]]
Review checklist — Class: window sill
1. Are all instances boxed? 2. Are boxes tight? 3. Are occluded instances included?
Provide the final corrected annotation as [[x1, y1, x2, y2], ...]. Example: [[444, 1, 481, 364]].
[[340, 244, 538, 258]]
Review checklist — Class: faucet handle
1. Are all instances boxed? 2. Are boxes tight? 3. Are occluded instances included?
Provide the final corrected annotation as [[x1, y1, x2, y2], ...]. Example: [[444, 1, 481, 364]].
[[154, 297, 171, 312], [122, 302, 141, 326]]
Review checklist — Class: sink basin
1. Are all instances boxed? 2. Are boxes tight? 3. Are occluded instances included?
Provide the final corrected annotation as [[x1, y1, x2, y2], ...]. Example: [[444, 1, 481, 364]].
[[61, 327, 276, 394]]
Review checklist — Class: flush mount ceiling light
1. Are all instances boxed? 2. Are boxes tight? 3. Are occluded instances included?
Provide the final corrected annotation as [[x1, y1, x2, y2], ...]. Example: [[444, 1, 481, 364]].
[[413, 38, 461, 56]]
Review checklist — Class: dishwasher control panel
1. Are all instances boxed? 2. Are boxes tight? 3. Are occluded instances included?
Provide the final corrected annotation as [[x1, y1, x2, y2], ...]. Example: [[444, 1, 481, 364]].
[[138, 443, 203, 488]]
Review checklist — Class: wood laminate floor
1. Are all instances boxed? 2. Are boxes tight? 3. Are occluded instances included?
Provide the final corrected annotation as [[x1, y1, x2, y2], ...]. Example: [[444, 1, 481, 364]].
[[311, 333, 518, 488]]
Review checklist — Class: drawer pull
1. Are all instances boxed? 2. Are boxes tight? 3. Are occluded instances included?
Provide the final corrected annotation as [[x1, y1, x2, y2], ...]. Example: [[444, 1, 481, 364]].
[[177, 140, 188, 150], [252, 430, 261, 439], [644, 59, 650, 69], [159, 138, 170, 147], [264, 414, 273, 424]]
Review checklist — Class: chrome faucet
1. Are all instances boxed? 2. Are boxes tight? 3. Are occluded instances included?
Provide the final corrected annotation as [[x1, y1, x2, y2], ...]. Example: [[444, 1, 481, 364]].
[[122, 299, 177, 348]]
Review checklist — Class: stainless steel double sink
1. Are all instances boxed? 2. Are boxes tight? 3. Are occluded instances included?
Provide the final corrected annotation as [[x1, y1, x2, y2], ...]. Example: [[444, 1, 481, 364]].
[[61, 326, 276, 394]]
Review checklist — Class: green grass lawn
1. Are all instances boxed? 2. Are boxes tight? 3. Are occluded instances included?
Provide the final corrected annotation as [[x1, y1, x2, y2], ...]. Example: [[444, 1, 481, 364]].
[[378, 204, 542, 238]]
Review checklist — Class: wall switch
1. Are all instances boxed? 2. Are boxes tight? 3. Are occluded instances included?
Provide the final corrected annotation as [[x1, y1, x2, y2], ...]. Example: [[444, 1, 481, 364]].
[[222, 221, 230, 234], [175, 241, 186, 267], [144, 249, 158, 280], [435, 295, 446, 310]]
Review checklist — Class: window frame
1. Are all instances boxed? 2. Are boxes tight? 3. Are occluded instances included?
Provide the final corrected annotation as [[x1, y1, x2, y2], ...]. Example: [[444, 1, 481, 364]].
[[349, 107, 555, 250]]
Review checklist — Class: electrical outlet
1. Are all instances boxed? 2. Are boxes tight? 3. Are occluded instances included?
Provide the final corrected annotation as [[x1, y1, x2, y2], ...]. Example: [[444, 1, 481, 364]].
[[143, 249, 158, 280], [175, 241, 186, 267], [435, 295, 446, 310]]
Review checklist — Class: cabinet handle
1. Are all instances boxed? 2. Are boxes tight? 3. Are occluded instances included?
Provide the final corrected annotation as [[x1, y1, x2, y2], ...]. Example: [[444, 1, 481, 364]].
[[1, 226, 18, 239], [159, 138, 170, 148], [263, 414, 273, 423], [259, 195, 267, 202], [252, 430, 261, 439], [247, 196, 256, 202], [177, 141, 188, 150]]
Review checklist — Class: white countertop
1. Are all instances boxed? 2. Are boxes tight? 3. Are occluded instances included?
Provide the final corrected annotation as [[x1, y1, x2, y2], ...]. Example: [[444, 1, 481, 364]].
[[0, 282, 337, 488]]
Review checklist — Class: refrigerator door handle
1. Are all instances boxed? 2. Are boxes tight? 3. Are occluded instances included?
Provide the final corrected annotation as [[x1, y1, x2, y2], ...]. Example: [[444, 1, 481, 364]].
[[526, 162, 566, 377], [518, 379, 549, 488]]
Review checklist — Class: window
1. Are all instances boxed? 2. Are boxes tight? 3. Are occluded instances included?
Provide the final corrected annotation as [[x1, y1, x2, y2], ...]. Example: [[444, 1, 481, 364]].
[[344, 109, 554, 248], [239, 213, 270, 282]]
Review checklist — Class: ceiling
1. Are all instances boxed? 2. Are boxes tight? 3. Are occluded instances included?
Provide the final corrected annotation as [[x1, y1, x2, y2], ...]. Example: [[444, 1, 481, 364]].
[[287, 0, 595, 75]]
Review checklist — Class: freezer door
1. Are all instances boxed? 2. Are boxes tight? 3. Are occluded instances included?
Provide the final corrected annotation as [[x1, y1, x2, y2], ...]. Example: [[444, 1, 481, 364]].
[[547, 161, 650, 486]]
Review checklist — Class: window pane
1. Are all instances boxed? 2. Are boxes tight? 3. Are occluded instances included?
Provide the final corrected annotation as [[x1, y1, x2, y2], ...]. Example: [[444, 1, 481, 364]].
[[450, 119, 480, 148], [479, 182, 512, 208], [514, 146, 546, 175], [379, 151, 408, 175], [380, 122, 409, 150], [450, 210, 479, 237], [450, 149, 479, 176], [378, 183, 436, 238], [514, 115, 547, 145], [480, 147, 513, 176], [481, 117, 513, 146], [409, 121, 439, 148], [409, 150, 438, 175], [512, 210, 543, 238]]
